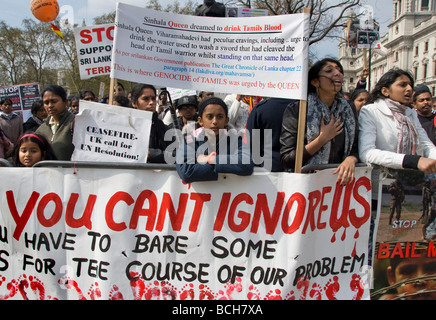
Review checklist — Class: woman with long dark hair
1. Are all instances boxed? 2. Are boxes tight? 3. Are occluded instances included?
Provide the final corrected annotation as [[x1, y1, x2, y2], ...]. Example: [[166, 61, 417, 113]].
[[359, 69, 436, 173], [280, 58, 359, 185]]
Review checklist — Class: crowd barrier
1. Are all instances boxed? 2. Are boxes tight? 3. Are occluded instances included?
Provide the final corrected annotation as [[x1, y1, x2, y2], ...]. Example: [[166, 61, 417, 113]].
[[2, 160, 432, 300], [0, 160, 376, 300]]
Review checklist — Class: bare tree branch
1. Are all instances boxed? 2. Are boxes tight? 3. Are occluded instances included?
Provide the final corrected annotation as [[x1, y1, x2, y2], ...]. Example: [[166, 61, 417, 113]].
[[235, 0, 361, 46]]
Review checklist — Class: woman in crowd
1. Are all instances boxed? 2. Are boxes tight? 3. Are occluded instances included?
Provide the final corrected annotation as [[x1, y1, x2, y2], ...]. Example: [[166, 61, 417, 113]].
[[176, 97, 253, 183], [359, 69, 436, 173], [23, 99, 48, 132], [0, 127, 13, 160], [280, 58, 359, 185], [36, 84, 75, 161], [130, 83, 169, 163], [349, 88, 369, 113], [0, 98, 23, 156]]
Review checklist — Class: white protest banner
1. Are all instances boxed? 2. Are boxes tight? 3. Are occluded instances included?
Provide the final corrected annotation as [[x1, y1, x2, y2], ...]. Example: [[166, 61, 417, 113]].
[[167, 87, 197, 101], [71, 101, 152, 162], [111, 4, 309, 99], [0, 166, 372, 300], [74, 23, 115, 79]]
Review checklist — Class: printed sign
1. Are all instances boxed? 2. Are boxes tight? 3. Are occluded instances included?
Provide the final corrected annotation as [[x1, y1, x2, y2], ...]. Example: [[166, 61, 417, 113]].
[[74, 23, 115, 79], [0, 83, 40, 112], [0, 167, 372, 300], [110, 4, 309, 99], [371, 170, 436, 300]]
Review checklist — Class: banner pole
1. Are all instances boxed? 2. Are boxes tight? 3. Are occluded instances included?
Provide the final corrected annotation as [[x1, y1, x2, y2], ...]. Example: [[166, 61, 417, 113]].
[[294, 8, 310, 174], [363, 48, 368, 68], [294, 99, 307, 173], [109, 78, 118, 105]]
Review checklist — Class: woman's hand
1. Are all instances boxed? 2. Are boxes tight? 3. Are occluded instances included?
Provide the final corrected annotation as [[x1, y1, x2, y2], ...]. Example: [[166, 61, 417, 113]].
[[418, 157, 436, 174], [333, 156, 358, 185], [319, 115, 344, 145], [197, 153, 216, 164], [305, 115, 344, 156]]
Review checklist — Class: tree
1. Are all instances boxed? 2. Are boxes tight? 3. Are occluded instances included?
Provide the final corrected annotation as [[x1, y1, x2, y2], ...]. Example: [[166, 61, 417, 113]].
[[236, 0, 361, 46], [0, 21, 27, 85], [19, 19, 60, 85]]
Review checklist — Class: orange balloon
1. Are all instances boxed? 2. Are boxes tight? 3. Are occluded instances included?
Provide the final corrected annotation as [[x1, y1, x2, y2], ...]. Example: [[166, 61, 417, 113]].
[[30, 0, 60, 23]]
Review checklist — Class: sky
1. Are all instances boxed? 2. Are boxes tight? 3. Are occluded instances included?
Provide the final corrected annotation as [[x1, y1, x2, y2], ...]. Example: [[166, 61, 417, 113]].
[[2, 0, 393, 58]]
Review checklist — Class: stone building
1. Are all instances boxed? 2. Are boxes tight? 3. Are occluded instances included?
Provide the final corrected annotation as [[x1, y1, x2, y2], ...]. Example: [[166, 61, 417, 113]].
[[338, 0, 436, 95]]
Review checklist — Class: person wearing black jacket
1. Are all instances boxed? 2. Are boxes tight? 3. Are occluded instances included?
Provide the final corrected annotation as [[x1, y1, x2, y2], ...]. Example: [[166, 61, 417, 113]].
[[130, 83, 169, 163], [246, 97, 294, 172], [280, 58, 359, 186]]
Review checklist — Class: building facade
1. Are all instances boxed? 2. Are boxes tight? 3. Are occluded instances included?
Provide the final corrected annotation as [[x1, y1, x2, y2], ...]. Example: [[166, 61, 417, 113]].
[[338, 0, 436, 96]]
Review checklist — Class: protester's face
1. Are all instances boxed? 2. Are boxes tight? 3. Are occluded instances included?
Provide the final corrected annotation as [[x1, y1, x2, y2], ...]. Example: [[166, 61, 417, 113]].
[[388, 257, 436, 300], [133, 88, 157, 113], [82, 92, 96, 102], [114, 84, 125, 97], [414, 92, 433, 116], [312, 61, 344, 96], [36, 108, 48, 121], [70, 99, 79, 113], [1, 100, 12, 114], [42, 91, 67, 120], [354, 92, 369, 112], [179, 105, 197, 121], [200, 92, 214, 101], [19, 140, 43, 167], [382, 75, 413, 105], [198, 104, 229, 136]]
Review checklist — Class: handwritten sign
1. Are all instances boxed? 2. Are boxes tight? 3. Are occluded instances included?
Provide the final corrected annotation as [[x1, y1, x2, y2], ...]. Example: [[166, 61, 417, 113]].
[[71, 101, 152, 162]]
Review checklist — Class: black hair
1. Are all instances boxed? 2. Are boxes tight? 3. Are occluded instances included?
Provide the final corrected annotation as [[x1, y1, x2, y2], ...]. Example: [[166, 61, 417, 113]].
[[13, 133, 57, 167], [113, 95, 130, 108], [350, 89, 369, 102], [42, 84, 67, 102], [30, 100, 44, 115], [79, 89, 96, 100], [413, 84, 432, 102], [368, 69, 414, 104], [198, 97, 228, 117], [0, 98, 12, 105], [130, 84, 156, 104], [308, 58, 344, 94]]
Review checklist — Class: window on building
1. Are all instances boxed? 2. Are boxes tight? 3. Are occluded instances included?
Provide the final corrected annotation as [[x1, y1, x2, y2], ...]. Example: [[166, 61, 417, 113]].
[[414, 66, 418, 80], [350, 77, 354, 84], [425, 41, 429, 52], [415, 45, 419, 56], [424, 63, 428, 79], [421, 0, 429, 10]]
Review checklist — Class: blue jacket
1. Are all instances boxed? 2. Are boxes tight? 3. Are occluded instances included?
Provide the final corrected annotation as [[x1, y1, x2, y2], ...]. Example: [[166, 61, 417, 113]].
[[176, 127, 253, 183]]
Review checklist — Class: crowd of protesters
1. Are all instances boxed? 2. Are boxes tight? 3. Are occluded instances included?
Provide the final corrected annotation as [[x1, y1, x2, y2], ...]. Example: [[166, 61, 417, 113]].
[[1, 57, 436, 185]]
